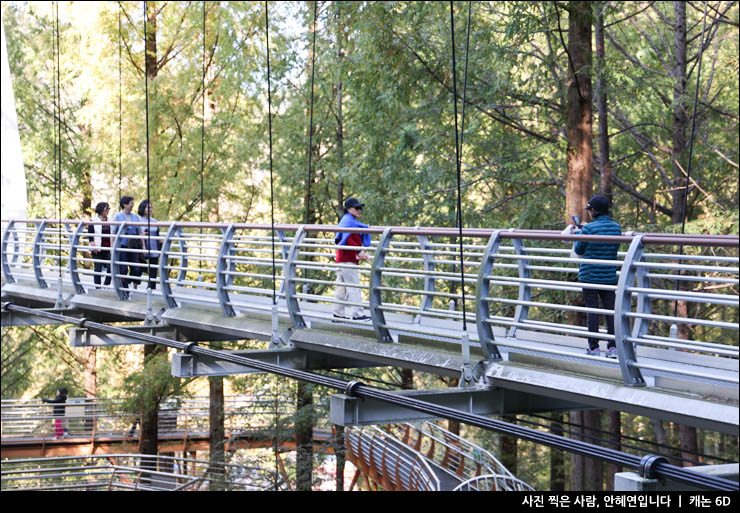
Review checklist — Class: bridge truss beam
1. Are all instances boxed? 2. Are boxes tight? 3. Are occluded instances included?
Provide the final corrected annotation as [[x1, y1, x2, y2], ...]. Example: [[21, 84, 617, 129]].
[[330, 386, 592, 426]]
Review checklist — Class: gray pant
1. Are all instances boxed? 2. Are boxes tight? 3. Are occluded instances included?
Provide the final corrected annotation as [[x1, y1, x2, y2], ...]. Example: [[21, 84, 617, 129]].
[[333, 265, 364, 318]]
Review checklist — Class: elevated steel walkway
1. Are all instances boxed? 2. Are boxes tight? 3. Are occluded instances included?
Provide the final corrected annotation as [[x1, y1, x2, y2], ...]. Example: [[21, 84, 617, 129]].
[[0, 396, 329, 458], [0, 454, 283, 491], [1, 397, 531, 491], [1, 220, 738, 436]]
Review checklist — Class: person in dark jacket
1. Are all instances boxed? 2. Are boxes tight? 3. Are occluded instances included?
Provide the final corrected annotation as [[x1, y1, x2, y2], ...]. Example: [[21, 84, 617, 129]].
[[42, 387, 68, 439], [573, 195, 622, 358]]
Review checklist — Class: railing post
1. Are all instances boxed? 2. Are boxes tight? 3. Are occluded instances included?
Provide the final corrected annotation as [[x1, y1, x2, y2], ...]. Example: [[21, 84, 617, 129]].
[[216, 224, 236, 317], [276, 230, 289, 296], [507, 235, 531, 338], [1, 220, 18, 283], [32, 220, 49, 288], [614, 235, 647, 386], [159, 223, 180, 309], [475, 230, 503, 360], [630, 236, 653, 341], [284, 226, 306, 328], [370, 227, 394, 342], [69, 221, 87, 294], [110, 221, 128, 300], [414, 232, 436, 323]]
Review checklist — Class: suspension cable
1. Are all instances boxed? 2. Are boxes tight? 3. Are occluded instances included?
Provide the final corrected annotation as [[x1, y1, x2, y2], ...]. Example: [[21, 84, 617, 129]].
[[54, 1, 62, 279], [265, 1, 276, 305], [201, 1, 206, 228], [3, 303, 736, 492], [51, 3, 57, 225], [264, 5, 279, 488], [527, 412, 735, 465], [144, 1, 151, 283], [449, 2, 472, 330], [200, 1, 206, 272], [118, 3, 122, 200], [673, 2, 708, 319], [306, 1, 318, 225]]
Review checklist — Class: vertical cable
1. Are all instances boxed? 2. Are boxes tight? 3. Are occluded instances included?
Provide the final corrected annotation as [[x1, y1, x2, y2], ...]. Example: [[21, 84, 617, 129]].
[[144, 1, 151, 285], [51, 3, 57, 222], [55, 1, 62, 278], [673, 2, 708, 319], [265, 4, 278, 487], [265, 2, 276, 305], [201, 1, 206, 226], [200, 1, 206, 272], [456, 2, 472, 230], [449, 1, 468, 330], [119, 4, 122, 200], [306, 1, 318, 225]]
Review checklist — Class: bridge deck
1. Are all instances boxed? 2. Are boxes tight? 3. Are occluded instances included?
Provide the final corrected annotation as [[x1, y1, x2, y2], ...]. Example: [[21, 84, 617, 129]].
[[2, 278, 737, 434]]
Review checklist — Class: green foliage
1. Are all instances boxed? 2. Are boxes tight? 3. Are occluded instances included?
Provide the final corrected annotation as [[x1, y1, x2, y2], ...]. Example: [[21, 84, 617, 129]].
[[119, 348, 189, 416]]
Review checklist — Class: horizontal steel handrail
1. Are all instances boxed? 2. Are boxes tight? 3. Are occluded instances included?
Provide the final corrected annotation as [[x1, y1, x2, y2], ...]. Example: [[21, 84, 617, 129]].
[[2, 219, 737, 390]]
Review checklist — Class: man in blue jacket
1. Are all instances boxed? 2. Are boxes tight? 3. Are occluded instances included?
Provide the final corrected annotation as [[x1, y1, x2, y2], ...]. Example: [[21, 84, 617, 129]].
[[333, 198, 372, 321], [573, 195, 622, 358]]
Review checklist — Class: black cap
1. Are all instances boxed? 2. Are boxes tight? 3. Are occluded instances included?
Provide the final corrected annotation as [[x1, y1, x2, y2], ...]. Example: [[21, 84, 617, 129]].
[[585, 195, 610, 214], [344, 197, 365, 210]]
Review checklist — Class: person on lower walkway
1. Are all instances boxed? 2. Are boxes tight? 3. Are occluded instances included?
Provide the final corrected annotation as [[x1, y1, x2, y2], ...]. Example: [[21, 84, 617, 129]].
[[42, 387, 68, 439], [572, 195, 622, 358], [333, 197, 372, 321]]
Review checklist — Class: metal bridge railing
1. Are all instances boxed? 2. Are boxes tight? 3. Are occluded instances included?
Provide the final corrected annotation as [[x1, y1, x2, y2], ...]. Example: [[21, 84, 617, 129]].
[[453, 474, 535, 492], [2, 219, 738, 388], [0, 454, 283, 491], [0, 395, 300, 443], [386, 421, 534, 491], [345, 424, 441, 491]]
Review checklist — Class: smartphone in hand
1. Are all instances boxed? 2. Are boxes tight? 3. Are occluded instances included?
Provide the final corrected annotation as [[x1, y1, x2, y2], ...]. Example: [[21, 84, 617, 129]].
[[571, 216, 581, 228]]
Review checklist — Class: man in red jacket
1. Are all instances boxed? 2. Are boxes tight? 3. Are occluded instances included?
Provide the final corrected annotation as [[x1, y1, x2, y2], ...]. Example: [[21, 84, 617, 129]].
[[333, 198, 371, 321]]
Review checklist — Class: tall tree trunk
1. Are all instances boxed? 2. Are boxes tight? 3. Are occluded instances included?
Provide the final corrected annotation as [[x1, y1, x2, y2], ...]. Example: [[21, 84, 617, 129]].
[[605, 410, 621, 490], [208, 375, 225, 490], [550, 413, 566, 491], [139, 3, 160, 476], [594, 2, 611, 200], [139, 345, 163, 482], [334, 425, 345, 491], [445, 377, 461, 436], [83, 347, 97, 435], [564, 1, 593, 224], [583, 410, 603, 491], [671, 1, 688, 225], [295, 380, 314, 491], [500, 415, 518, 476], [571, 410, 584, 490], [565, 3, 596, 491]]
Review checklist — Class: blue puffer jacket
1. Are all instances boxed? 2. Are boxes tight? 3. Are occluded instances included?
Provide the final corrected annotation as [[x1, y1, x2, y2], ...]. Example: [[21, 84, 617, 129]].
[[574, 214, 622, 284]]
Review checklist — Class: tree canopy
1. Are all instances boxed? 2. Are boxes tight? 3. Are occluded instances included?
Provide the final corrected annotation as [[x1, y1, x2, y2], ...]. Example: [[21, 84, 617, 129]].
[[2, 1, 736, 234]]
